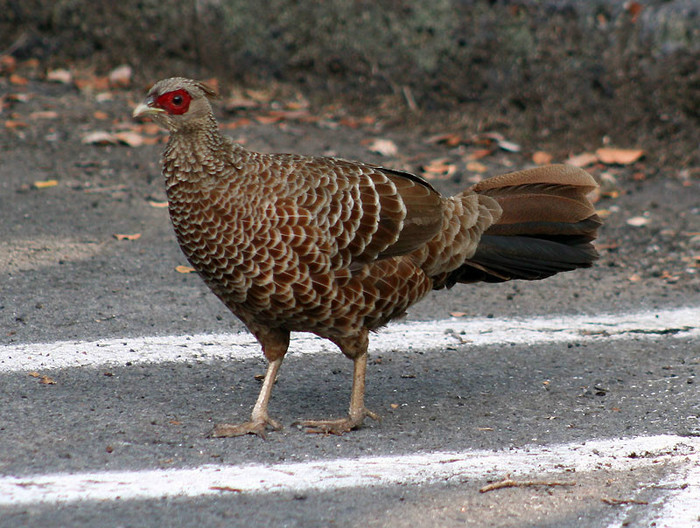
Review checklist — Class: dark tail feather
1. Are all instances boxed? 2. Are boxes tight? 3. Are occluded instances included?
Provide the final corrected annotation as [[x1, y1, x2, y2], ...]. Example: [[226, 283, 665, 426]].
[[447, 165, 602, 285]]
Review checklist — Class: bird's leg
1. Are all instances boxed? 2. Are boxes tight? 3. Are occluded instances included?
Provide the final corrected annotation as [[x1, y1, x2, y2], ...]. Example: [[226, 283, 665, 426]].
[[210, 357, 283, 438], [210, 326, 289, 439], [298, 331, 379, 435]]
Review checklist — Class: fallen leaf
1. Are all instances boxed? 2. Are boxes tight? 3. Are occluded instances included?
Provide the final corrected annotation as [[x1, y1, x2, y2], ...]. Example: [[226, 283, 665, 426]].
[[29, 110, 59, 120], [532, 151, 553, 165], [39, 375, 56, 385], [46, 68, 73, 84], [9, 74, 28, 86], [29, 372, 56, 384], [82, 131, 118, 145], [114, 131, 145, 147], [5, 119, 28, 129], [108, 64, 132, 88], [33, 179, 58, 189], [466, 161, 488, 173], [390, 403, 400, 409], [465, 148, 494, 161], [478, 132, 521, 152], [175, 265, 196, 273], [624, 1, 644, 23], [626, 216, 650, 227], [93, 110, 109, 120], [565, 152, 598, 168], [628, 274, 642, 282], [496, 138, 521, 152], [168, 419, 182, 426], [148, 200, 169, 208], [7, 93, 31, 103], [450, 312, 468, 317], [256, 114, 285, 125], [0, 54, 17, 74], [426, 133, 464, 147], [113, 233, 142, 241], [421, 158, 456, 179], [210, 486, 243, 493], [367, 138, 398, 157], [596, 147, 644, 165]]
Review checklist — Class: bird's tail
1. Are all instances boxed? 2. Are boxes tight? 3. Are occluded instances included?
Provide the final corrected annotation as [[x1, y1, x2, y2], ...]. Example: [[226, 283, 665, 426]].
[[445, 164, 602, 285]]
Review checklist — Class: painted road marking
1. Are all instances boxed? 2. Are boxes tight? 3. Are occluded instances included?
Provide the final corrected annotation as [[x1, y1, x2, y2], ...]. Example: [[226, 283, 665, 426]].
[[0, 435, 696, 510], [1, 306, 698, 373]]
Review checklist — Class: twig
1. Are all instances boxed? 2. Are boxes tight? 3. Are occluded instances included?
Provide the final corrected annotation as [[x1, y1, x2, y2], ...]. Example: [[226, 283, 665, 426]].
[[601, 497, 648, 506], [479, 478, 575, 493]]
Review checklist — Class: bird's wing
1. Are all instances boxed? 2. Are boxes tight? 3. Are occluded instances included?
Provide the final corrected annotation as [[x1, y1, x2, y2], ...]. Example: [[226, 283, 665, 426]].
[[275, 156, 445, 271]]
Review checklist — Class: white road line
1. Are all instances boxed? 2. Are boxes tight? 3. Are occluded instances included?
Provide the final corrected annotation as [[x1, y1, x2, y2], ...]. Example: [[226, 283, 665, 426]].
[[1, 306, 698, 373], [0, 435, 696, 507]]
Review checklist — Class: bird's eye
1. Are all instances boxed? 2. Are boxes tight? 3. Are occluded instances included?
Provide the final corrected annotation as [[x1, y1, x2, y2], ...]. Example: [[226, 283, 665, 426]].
[[155, 89, 192, 115]]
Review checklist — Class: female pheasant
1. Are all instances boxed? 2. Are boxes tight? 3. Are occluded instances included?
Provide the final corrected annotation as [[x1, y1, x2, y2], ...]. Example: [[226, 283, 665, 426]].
[[134, 77, 601, 437]]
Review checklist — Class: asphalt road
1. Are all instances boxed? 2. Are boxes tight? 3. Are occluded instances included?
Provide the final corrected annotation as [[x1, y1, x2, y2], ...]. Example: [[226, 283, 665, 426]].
[[1, 79, 699, 527]]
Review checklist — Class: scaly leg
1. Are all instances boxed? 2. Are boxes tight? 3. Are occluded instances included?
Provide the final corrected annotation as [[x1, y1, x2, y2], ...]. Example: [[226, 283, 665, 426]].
[[210, 356, 284, 439], [298, 342, 379, 435]]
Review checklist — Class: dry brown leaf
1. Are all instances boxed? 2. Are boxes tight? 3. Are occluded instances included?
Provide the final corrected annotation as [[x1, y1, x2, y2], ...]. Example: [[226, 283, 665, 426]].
[[82, 131, 118, 145], [29, 372, 56, 384], [565, 152, 598, 168], [210, 486, 243, 493], [450, 312, 468, 317], [465, 148, 494, 161], [626, 216, 650, 227], [466, 161, 488, 173], [93, 110, 109, 120], [367, 138, 398, 157], [9, 74, 28, 86], [33, 179, 58, 189], [421, 158, 456, 179], [113, 233, 142, 241], [596, 147, 644, 165], [7, 93, 31, 103], [114, 131, 145, 147], [108, 64, 132, 88], [5, 119, 28, 129], [532, 151, 553, 165], [426, 133, 464, 147], [40, 375, 56, 385], [29, 111, 59, 120], [46, 69, 73, 84], [176, 265, 196, 274], [390, 403, 400, 409], [0, 54, 17, 74]]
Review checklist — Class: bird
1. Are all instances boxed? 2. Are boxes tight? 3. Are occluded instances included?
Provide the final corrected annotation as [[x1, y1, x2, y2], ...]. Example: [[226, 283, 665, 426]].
[[133, 77, 602, 438]]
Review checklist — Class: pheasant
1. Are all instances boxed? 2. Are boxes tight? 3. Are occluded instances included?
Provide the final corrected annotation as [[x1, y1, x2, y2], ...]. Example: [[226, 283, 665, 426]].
[[133, 77, 601, 437]]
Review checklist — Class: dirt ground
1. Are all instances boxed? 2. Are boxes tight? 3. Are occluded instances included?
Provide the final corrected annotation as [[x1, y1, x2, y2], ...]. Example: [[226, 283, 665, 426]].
[[1, 60, 699, 343]]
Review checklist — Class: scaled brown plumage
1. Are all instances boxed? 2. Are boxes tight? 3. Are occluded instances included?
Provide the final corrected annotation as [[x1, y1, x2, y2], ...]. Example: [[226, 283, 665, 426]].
[[134, 78, 602, 437]]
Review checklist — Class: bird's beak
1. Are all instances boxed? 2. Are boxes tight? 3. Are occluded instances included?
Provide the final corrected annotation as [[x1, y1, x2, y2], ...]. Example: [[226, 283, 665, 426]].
[[132, 100, 165, 118]]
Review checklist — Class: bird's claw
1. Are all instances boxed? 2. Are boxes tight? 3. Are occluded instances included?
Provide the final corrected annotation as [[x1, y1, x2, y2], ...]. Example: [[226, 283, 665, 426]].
[[296, 408, 380, 435], [209, 416, 282, 439]]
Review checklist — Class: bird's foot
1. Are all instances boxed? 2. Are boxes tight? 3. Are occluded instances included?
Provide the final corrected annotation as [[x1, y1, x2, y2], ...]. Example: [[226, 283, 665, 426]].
[[209, 415, 282, 439], [296, 408, 380, 435]]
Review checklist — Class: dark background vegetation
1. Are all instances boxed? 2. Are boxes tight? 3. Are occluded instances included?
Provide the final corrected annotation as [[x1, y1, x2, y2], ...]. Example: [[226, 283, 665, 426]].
[[1, 0, 698, 163]]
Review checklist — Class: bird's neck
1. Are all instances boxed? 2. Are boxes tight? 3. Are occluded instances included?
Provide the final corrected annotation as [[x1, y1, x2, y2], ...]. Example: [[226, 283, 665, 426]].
[[162, 115, 231, 185]]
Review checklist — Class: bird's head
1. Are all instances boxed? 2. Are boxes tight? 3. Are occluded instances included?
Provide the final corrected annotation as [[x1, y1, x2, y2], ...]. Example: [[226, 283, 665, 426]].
[[132, 77, 217, 132]]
